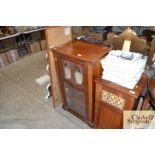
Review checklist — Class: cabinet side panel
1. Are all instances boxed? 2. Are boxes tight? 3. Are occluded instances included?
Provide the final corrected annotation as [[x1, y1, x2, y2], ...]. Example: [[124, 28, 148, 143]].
[[87, 63, 93, 124], [93, 60, 103, 79]]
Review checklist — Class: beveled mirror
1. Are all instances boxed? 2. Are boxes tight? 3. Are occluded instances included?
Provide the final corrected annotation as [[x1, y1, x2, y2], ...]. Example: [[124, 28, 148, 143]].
[[74, 65, 83, 85], [64, 61, 71, 79]]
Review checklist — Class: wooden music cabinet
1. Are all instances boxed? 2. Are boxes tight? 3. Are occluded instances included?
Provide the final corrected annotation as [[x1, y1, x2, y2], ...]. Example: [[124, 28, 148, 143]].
[[52, 41, 110, 126], [94, 74, 148, 129]]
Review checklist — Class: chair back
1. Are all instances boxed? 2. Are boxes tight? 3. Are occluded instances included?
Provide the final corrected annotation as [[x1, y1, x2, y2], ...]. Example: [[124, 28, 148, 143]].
[[146, 39, 155, 68], [112, 27, 146, 52]]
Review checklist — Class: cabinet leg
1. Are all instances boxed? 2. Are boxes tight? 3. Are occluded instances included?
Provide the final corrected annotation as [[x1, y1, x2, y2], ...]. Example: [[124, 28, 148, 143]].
[[62, 104, 69, 110]]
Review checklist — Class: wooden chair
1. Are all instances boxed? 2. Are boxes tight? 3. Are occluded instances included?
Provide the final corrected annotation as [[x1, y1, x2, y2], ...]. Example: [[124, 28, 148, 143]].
[[106, 28, 148, 110], [146, 39, 155, 69], [107, 27, 146, 52], [141, 39, 155, 110], [141, 78, 155, 110]]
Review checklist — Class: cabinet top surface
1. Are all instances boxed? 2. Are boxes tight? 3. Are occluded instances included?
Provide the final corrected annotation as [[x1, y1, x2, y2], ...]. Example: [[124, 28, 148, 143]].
[[52, 40, 110, 62], [95, 74, 148, 99]]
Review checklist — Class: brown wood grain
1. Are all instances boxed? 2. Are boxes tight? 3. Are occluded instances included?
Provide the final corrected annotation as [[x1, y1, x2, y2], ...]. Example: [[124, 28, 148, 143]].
[[52, 40, 110, 62], [147, 39, 155, 68], [94, 74, 148, 129], [142, 78, 155, 110], [53, 40, 110, 126], [112, 28, 146, 52], [95, 74, 148, 99], [87, 63, 93, 124]]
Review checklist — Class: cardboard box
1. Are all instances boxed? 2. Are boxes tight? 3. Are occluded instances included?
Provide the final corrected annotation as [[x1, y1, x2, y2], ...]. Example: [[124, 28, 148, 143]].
[[5, 49, 20, 63], [72, 26, 82, 34], [87, 32, 104, 41], [29, 42, 41, 53], [93, 32, 103, 40], [45, 26, 72, 106], [0, 53, 9, 68], [46, 26, 72, 49], [149, 26, 155, 31], [3, 39, 14, 47], [40, 40, 46, 50], [31, 31, 41, 40]]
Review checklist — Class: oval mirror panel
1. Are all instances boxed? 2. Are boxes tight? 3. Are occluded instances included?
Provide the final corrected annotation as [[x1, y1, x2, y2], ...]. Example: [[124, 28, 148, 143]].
[[64, 62, 71, 79], [74, 65, 83, 85]]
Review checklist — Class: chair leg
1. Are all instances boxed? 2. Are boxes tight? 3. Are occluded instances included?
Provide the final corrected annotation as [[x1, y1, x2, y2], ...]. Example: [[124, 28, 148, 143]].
[[141, 95, 150, 110], [25, 44, 31, 55], [13, 37, 23, 57], [39, 40, 42, 50]]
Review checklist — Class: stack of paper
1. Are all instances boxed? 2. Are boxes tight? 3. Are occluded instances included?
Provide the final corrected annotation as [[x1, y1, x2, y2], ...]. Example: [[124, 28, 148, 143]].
[[101, 50, 147, 89]]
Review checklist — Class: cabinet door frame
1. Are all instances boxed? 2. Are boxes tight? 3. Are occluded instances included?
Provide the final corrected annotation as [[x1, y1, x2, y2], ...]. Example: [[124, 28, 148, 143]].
[[56, 54, 94, 124], [60, 55, 87, 91]]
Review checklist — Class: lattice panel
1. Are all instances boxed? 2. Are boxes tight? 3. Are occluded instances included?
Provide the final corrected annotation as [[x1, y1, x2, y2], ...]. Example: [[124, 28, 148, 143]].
[[101, 90, 125, 110]]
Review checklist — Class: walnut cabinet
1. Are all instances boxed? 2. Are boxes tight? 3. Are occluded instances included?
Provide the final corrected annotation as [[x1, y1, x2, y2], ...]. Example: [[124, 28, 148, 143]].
[[52, 41, 110, 126], [94, 75, 148, 129]]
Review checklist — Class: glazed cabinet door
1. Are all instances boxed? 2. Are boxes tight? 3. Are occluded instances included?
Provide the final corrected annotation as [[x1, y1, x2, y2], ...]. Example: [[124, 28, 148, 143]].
[[61, 59, 86, 90], [63, 82, 87, 119], [58, 56, 89, 121]]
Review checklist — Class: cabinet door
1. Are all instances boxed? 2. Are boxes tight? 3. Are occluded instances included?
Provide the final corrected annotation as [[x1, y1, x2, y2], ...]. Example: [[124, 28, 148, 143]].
[[96, 101, 123, 129], [63, 82, 87, 118], [58, 56, 89, 121], [94, 85, 124, 129], [60, 57, 87, 90]]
